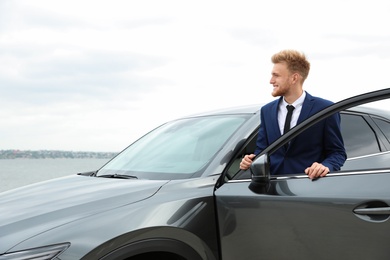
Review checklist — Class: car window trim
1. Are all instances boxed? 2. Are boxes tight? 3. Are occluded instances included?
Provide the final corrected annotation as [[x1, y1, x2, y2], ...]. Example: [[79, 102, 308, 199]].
[[346, 150, 390, 161], [227, 167, 390, 182]]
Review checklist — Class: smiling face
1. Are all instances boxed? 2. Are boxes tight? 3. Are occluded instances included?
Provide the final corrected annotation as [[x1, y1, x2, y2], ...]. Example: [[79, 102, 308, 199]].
[[270, 62, 295, 98]]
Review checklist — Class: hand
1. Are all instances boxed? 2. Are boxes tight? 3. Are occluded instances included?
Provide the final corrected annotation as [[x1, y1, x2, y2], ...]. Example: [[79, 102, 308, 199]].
[[305, 162, 329, 179], [240, 154, 256, 170]]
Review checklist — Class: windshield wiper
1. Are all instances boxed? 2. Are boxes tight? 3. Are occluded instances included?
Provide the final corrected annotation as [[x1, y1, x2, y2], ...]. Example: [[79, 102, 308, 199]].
[[98, 174, 138, 179]]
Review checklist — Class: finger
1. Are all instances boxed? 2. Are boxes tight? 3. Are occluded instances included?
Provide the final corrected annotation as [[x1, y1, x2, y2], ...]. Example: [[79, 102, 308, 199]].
[[245, 155, 254, 163], [320, 167, 330, 177], [309, 166, 329, 179], [239, 159, 250, 170]]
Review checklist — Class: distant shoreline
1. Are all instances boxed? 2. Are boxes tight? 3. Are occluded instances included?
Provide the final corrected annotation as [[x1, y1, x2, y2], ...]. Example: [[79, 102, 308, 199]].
[[0, 150, 118, 159]]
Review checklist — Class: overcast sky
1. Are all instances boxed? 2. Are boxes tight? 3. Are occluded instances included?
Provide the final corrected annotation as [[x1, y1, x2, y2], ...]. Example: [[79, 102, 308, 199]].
[[1, 0, 390, 152]]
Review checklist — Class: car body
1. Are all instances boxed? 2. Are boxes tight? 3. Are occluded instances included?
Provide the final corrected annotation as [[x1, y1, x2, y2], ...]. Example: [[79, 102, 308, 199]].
[[1, 88, 390, 260]]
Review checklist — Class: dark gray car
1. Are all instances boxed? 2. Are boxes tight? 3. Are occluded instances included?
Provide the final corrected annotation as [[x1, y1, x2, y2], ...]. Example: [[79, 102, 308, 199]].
[[1, 88, 390, 260]]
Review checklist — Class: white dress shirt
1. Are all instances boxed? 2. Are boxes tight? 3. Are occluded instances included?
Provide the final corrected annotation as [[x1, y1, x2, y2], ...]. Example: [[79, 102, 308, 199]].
[[277, 91, 306, 135]]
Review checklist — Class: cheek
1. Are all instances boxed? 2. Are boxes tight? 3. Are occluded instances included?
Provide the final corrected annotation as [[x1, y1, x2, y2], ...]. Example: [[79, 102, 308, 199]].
[[278, 78, 287, 87]]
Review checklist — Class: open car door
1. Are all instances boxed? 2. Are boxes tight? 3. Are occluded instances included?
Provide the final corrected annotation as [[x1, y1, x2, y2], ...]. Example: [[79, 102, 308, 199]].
[[215, 88, 390, 260]]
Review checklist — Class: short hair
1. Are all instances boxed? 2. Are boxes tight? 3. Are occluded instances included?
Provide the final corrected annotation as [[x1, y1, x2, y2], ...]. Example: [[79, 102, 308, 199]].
[[271, 50, 310, 81]]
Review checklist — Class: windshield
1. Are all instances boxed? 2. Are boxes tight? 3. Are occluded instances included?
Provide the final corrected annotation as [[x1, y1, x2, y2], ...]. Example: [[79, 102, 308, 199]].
[[97, 115, 249, 180]]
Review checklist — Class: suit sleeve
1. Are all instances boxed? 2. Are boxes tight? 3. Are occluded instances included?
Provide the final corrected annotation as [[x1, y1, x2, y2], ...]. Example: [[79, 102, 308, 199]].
[[321, 112, 347, 171], [254, 109, 269, 155]]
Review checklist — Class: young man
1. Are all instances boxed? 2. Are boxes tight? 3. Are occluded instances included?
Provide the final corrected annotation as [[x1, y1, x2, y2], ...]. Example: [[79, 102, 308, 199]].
[[240, 50, 347, 179]]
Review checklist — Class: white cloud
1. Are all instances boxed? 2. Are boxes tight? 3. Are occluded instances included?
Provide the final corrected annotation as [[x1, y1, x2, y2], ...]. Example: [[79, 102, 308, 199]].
[[1, 0, 390, 151]]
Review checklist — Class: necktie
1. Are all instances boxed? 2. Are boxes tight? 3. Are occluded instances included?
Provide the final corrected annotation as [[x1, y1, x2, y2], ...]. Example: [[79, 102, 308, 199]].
[[283, 105, 295, 134]]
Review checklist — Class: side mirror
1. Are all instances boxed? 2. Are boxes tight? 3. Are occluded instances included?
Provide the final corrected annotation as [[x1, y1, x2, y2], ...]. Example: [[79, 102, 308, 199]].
[[249, 154, 271, 193]]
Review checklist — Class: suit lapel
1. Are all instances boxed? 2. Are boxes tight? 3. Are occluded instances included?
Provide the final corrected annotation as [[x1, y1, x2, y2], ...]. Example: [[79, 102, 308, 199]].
[[269, 98, 282, 141], [297, 92, 314, 124], [288, 92, 314, 151]]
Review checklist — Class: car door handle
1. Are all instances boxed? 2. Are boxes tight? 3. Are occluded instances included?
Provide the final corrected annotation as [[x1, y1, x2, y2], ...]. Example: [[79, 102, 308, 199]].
[[353, 207, 390, 215]]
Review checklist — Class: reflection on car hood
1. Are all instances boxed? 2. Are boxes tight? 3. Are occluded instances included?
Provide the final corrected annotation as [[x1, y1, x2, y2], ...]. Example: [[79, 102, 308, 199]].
[[0, 175, 168, 253]]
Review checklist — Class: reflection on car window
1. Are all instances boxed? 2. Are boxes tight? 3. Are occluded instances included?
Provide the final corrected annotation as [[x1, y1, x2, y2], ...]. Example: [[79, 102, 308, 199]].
[[98, 115, 249, 180], [340, 114, 380, 158], [373, 117, 390, 143]]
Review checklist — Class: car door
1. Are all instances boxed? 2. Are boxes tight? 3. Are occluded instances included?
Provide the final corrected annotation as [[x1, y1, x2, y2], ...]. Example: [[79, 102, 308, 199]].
[[215, 88, 390, 260]]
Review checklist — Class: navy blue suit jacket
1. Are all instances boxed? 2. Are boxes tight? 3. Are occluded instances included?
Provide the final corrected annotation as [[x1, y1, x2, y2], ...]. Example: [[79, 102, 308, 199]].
[[255, 92, 347, 175]]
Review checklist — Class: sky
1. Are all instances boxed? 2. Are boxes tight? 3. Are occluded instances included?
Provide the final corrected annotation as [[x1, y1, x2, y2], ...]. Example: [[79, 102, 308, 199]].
[[1, 0, 390, 152]]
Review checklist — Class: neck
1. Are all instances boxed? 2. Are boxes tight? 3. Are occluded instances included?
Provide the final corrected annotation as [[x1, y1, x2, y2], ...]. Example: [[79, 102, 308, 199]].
[[284, 88, 303, 104]]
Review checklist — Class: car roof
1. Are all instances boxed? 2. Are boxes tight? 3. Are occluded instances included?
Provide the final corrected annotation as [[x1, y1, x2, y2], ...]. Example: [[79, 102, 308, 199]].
[[347, 105, 390, 119]]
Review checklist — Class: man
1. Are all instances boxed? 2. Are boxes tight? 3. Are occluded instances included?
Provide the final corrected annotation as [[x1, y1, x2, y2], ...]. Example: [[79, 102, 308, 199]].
[[240, 50, 346, 179]]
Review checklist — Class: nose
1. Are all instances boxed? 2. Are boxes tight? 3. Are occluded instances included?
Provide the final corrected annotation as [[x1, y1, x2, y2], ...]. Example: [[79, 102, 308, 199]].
[[270, 76, 274, 84]]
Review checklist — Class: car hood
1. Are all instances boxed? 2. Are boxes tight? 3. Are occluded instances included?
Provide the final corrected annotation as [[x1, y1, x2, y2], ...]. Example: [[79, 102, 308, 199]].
[[0, 174, 169, 253]]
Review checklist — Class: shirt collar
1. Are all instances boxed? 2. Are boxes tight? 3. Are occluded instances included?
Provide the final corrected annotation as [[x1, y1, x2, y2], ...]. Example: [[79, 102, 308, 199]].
[[282, 91, 306, 108]]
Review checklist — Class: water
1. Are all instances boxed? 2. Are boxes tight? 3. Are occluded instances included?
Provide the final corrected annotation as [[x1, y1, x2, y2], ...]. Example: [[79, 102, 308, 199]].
[[0, 158, 110, 193]]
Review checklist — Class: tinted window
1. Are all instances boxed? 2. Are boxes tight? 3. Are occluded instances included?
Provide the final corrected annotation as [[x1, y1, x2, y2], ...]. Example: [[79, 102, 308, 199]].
[[373, 117, 390, 143], [340, 114, 380, 158]]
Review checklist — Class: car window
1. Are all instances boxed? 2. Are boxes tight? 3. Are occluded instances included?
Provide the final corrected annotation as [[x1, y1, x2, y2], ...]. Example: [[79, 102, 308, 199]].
[[372, 117, 390, 143], [340, 113, 381, 158], [225, 132, 257, 180], [98, 115, 250, 180]]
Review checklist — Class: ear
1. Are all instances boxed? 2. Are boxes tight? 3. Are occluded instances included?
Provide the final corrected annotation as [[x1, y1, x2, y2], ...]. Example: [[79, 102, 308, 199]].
[[292, 73, 300, 84]]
